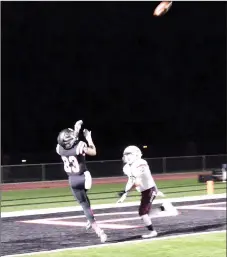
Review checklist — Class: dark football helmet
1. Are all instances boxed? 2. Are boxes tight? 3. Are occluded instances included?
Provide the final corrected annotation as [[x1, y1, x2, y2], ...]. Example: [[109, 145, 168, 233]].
[[57, 128, 77, 150]]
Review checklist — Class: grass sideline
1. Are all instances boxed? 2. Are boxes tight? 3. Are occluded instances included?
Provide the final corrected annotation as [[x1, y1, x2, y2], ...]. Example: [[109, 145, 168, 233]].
[[2, 178, 226, 212], [4, 231, 226, 257]]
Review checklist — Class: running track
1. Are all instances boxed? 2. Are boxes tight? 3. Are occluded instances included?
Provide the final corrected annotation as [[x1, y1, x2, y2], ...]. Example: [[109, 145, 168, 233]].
[[2, 172, 208, 191]]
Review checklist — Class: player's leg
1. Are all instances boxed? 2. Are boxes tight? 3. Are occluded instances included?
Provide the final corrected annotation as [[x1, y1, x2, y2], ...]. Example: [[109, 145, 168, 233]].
[[148, 199, 178, 217], [139, 187, 158, 238], [69, 175, 107, 243], [72, 188, 107, 243], [147, 190, 178, 217], [161, 201, 179, 215], [84, 189, 93, 230], [83, 171, 94, 230]]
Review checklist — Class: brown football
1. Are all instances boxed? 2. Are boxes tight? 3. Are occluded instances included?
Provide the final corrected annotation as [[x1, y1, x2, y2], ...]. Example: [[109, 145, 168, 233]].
[[153, 1, 172, 17]]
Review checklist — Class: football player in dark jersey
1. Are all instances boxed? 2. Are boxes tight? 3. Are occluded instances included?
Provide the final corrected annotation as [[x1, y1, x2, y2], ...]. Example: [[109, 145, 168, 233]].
[[56, 120, 107, 243]]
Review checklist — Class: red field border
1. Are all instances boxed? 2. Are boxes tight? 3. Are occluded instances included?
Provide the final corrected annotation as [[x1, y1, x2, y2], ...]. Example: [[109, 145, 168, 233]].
[[1, 172, 208, 191]]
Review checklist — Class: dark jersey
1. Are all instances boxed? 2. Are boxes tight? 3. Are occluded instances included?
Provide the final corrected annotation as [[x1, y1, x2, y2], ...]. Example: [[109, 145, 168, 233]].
[[56, 141, 88, 176]]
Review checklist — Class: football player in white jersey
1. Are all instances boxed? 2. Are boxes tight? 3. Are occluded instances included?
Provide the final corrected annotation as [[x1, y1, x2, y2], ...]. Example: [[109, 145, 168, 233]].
[[116, 145, 178, 238]]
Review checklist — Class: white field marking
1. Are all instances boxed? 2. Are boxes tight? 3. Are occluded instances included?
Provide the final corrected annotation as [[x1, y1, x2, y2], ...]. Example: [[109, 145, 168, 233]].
[[2, 193, 226, 218], [19, 219, 138, 229], [20, 216, 140, 227], [98, 211, 178, 224], [195, 202, 226, 206], [178, 206, 226, 211], [18, 212, 138, 222], [191, 207, 226, 211], [101, 216, 140, 223], [177, 201, 227, 211], [3, 230, 226, 257], [19, 210, 178, 229]]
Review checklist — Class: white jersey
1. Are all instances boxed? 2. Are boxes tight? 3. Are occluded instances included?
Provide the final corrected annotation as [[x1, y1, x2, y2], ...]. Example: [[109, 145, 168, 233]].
[[123, 159, 157, 193]]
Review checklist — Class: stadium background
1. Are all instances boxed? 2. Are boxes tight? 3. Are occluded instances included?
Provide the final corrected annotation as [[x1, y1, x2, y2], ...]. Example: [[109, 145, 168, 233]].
[[2, 1, 226, 166], [1, 2, 226, 256]]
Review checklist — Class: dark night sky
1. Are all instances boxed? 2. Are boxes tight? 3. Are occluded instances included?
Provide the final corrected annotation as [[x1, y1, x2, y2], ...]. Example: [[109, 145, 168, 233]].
[[2, 1, 226, 164]]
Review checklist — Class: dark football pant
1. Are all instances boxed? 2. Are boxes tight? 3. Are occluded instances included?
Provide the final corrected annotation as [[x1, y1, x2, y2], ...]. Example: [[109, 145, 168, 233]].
[[139, 187, 157, 216], [69, 174, 95, 223]]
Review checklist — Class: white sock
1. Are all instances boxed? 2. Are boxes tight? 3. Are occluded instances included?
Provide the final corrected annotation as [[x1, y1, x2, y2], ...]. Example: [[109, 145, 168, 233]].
[[141, 214, 152, 226], [92, 222, 102, 235]]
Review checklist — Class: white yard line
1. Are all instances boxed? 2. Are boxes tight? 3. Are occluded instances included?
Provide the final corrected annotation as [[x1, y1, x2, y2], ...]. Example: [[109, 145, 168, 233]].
[[178, 206, 226, 211], [95, 211, 178, 223], [20, 211, 138, 221], [196, 202, 226, 206], [20, 219, 138, 229], [2, 193, 226, 218], [3, 230, 226, 257], [177, 201, 226, 210], [19, 210, 177, 225]]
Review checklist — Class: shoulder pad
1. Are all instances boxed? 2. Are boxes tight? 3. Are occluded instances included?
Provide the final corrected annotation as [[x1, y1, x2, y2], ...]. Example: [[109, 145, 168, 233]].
[[56, 144, 60, 155], [123, 164, 130, 176], [135, 159, 148, 166]]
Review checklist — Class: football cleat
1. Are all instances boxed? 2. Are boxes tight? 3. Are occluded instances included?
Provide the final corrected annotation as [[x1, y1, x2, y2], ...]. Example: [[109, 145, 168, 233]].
[[142, 230, 158, 238], [161, 201, 179, 216], [148, 207, 162, 218], [98, 230, 107, 243]]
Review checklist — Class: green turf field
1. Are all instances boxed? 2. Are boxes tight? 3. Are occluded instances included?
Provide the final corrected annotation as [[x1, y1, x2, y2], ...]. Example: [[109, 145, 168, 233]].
[[11, 231, 226, 257], [2, 179, 226, 212]]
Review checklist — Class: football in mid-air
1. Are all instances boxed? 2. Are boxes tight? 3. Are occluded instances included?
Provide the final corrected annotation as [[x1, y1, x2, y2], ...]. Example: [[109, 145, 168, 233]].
[[153, 1, 172, 17]]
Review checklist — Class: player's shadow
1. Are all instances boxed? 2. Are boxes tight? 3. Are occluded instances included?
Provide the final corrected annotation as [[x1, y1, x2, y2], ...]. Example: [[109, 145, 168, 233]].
[[110, 235, 142, 243], [158, 223, 226, 237], [110, 223, 226, 243]]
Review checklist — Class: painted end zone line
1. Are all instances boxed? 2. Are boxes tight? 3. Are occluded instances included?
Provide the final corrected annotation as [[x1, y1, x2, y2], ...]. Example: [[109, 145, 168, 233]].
[[19, 210, 178, 230], [21, 219, 138, 229], [20, 211, 138, 221], [178, 206, 226, 211], [2, 193, 226, 218], [178, 202, 226, 211], [3, 230, 226, 257]]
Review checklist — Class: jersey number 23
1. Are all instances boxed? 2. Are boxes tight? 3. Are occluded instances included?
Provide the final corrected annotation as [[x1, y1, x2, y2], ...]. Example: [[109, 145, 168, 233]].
[[62, 156, 80, 174]]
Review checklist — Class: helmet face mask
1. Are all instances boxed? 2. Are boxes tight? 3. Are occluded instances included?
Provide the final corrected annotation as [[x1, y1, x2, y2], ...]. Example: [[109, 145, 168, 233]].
[[123, 145, 142, 165], [57, 128, 77, 150], [123, 152, 136, 165]]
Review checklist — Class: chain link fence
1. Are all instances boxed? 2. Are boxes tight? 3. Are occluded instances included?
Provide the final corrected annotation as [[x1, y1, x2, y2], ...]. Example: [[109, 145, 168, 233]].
[[1, 154, 227, 183]]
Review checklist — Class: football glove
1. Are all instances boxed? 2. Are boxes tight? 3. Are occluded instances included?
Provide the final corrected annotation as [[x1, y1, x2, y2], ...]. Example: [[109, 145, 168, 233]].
[[116, 191, 128, 203], [157, 191, 165, 197], [83, 129, 92, 145], [74, 120, 83, 137], [118, 191, 126, 197]]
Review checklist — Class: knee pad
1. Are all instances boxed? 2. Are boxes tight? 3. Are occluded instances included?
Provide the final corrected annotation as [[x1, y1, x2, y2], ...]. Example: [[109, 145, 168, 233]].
[[84, 171, 92, 190]]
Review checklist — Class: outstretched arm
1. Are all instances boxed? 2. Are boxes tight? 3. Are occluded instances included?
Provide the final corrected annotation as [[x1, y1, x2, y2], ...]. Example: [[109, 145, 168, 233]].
[[83, 129, 97, 156], [117, 175, 136, 204], [74, 120, 83, 138], [124, 176, 136, 193]]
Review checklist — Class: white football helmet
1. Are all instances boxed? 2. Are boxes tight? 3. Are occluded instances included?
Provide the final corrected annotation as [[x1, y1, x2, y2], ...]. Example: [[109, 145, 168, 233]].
[[123, 145, 142, 165]]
